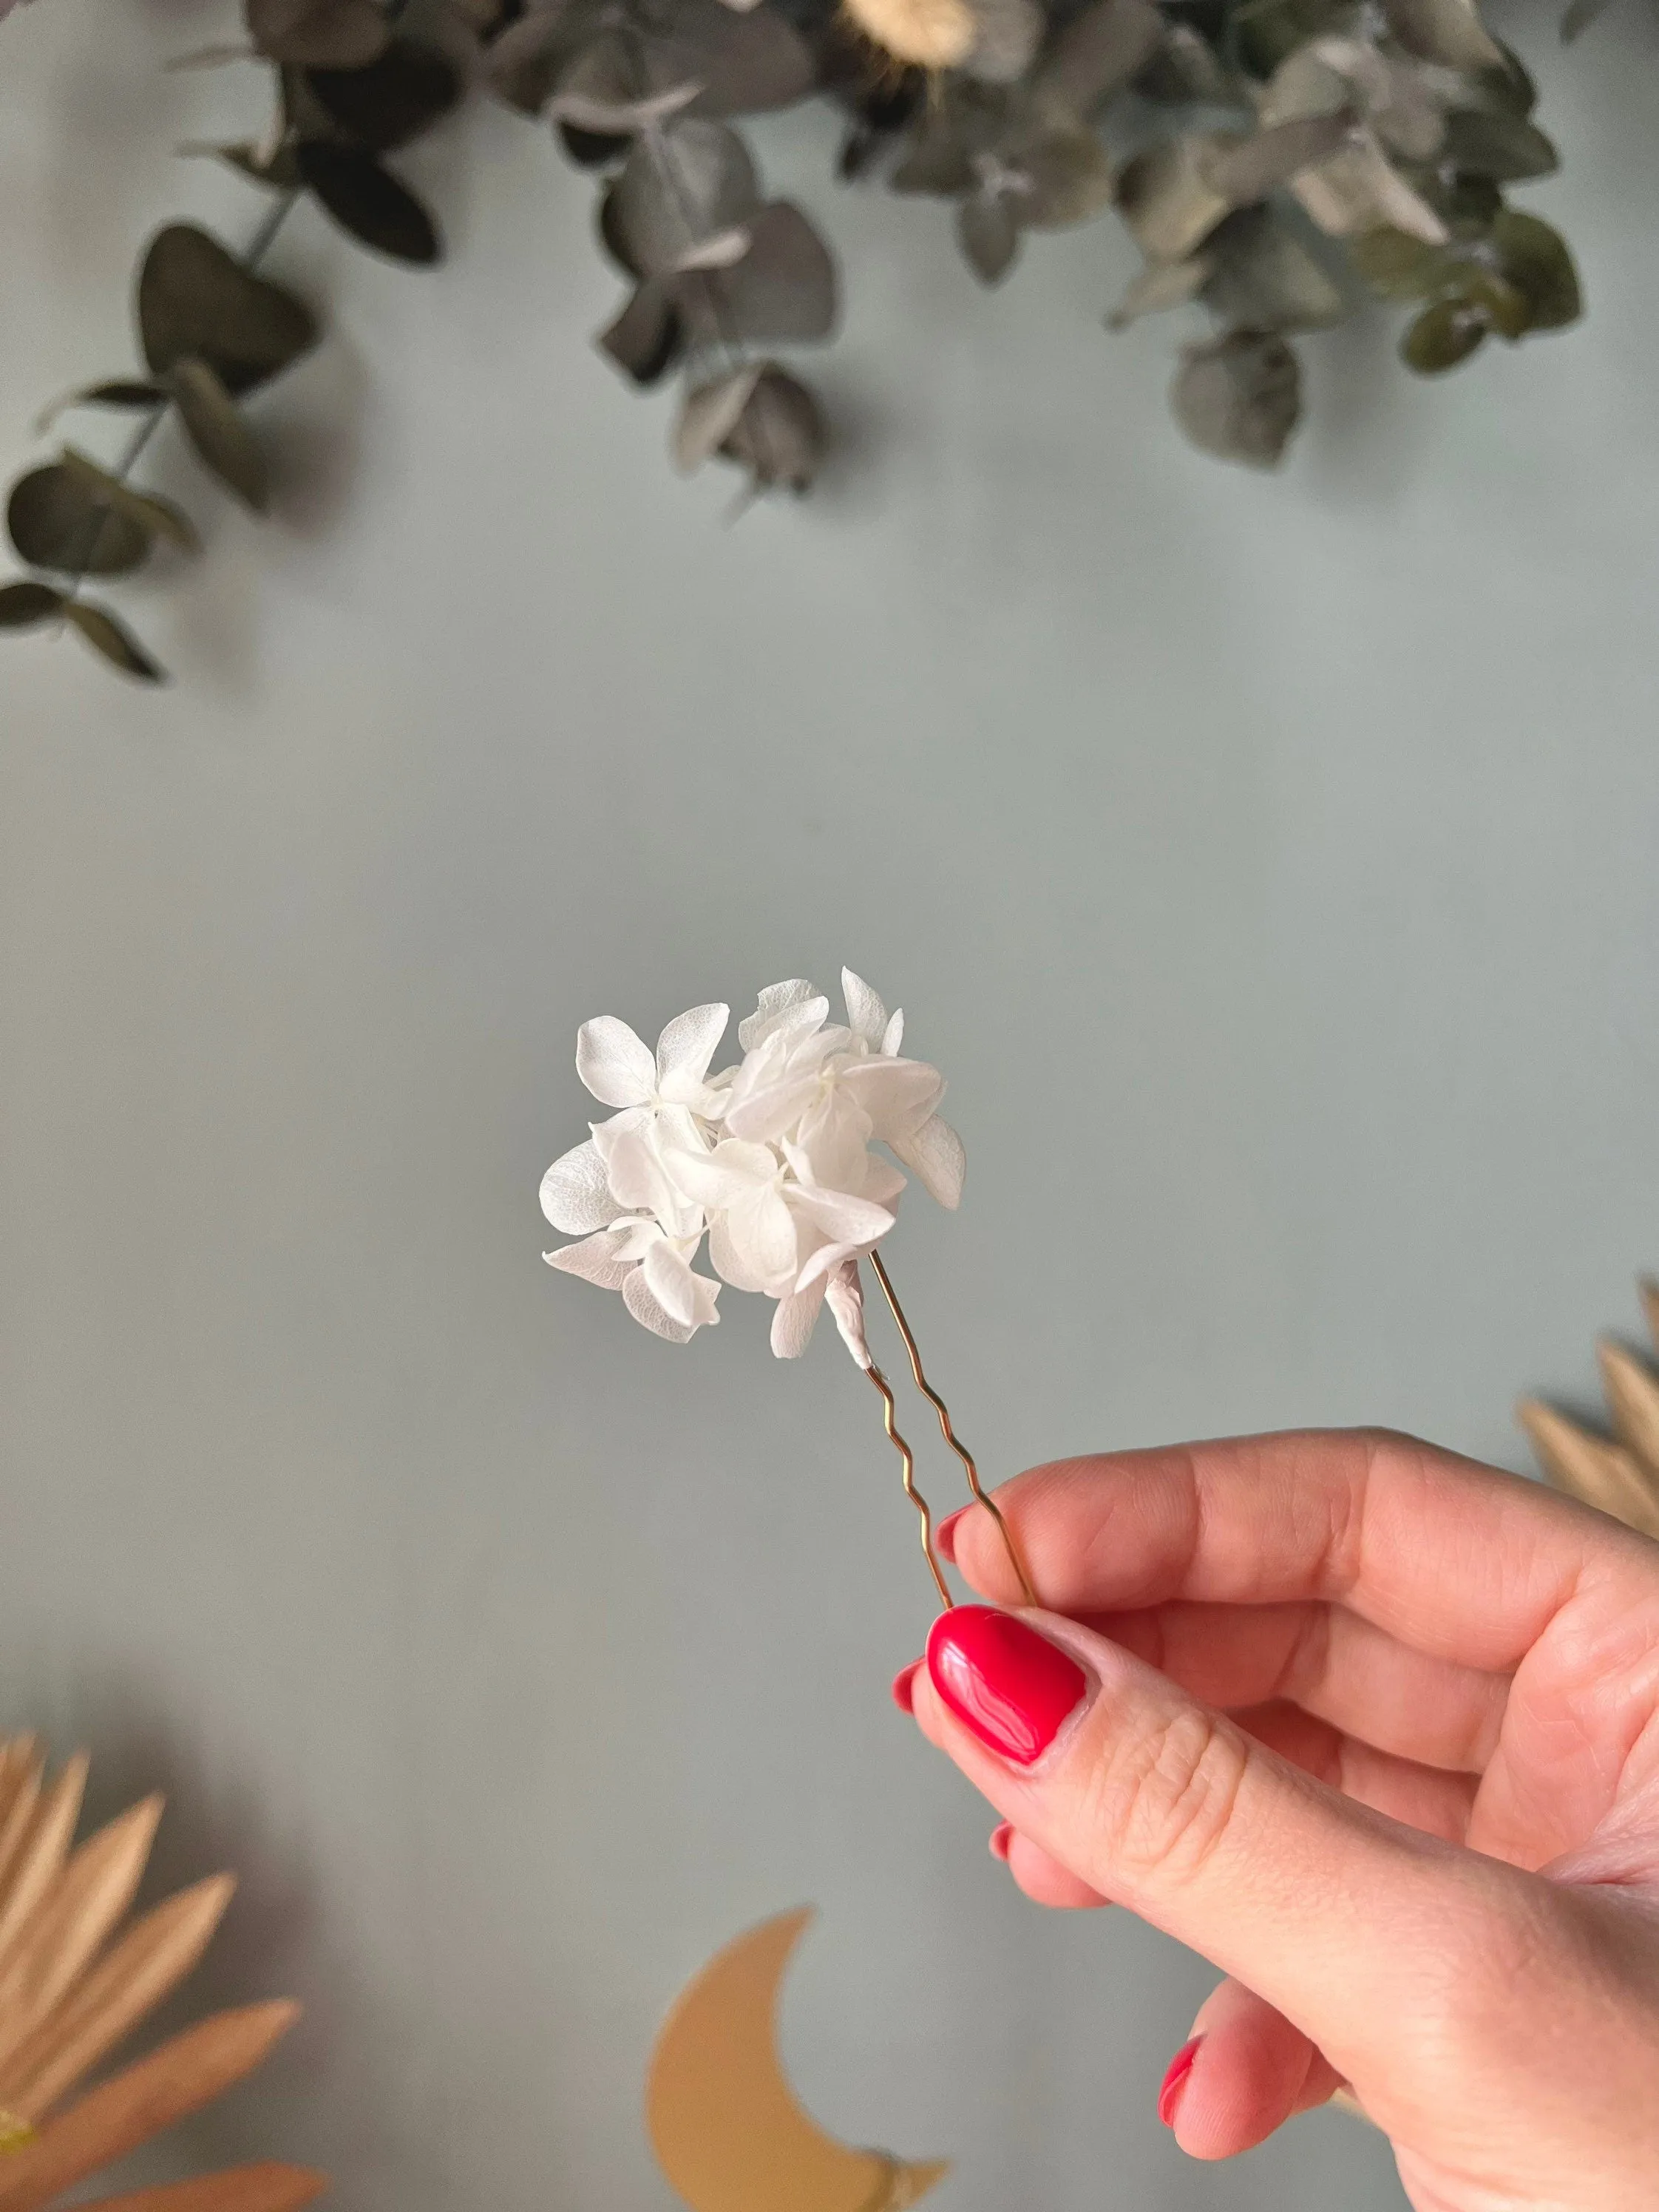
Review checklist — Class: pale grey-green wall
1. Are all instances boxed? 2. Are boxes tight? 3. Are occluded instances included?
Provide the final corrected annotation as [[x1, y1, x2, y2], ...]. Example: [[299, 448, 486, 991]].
[[4, 2, 1658, 2208]]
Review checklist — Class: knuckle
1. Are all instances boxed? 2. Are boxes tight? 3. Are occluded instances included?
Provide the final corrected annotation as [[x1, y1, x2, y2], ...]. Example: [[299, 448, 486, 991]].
[[1088, 1703, 1250, 1884]]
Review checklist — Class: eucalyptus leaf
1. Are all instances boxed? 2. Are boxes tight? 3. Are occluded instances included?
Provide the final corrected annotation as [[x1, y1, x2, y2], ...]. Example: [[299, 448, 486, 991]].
[[964, 0, 1043, 85], [1441, 107, 1558, 181], [1202, 207, 1346, 330], [138, 225, 318, 394], [1031, 0, 1164, 121], [1462, 271, 1530, 339], [296, 140, 442, 262], [716, 364, 824, 493], [644, 0, 815, 118], [1006, 127, 1115, 228], [7, 464, 151, 577], [245, 0, 389, 67], [889, 82, 1008, 196], [0, 580, 65, 630], [611, 120, 759, 276], [1116, 135, 1235, 263], [486, 2, 586, 112], [1401, 296, 1487, 370], [1348, 224, 1443, 299], [675, 364, 765, 472], [679, 200, 838, 343], [59, 449, 200, 552], [1380, 0, 1503, 69], [63, 600, 166, 683], [1106, 252, 1211, 328], [1491, 209, 1581, 330], [957, 189, 1020, 283], [597, 282, 683, 384], [1204, 112, 1354, 208], [1292, 139, 1446, 243], [560, 122, 632, 168], [71, 381, 169, 411], [1172, 329, 1301, 466], [167, 357, 271, 511], [306, 38, 463, 150], [552, 38, 701, 133]]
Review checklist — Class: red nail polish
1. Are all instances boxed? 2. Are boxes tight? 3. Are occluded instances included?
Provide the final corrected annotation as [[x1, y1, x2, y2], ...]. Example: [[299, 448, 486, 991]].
[[890, 1662, 920, 1714], [988, 1822, 1014, 1862], [934, 1509, 966, 1563], [925, 1606, 1088, 1765], [1158, 2038, 1201, 2128]]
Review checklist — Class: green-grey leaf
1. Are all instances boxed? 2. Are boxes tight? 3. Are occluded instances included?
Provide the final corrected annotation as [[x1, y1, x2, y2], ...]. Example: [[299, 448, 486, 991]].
[[611, 120, 759, 277], [245, 0, 390, 67], [1116, 135, 1234, 264], [305, 37, 463, 150], [1560, 0, 1617, 39], [1007, 127, 1116, 228], [645, 0, 816, 118], [957, 190, 1020, 284], [679, 200, 838, 345], [716, 364, 824, 494], [1106, 252, 1212, 328], [0, 580, 64, 630], [1491, 209, 1581, 330], [675, 364, 766, 474], [597, 282, 682, 386], [296, 140, 441, 263], [1379, 0, 1503, 69], [1203, 207, 1346, 331], [1348, 225, 1444, 299], [7, 465, 151, 577], [138, 224, 318, 394], [167, 357, 270, 511], [1031, 0, 1164, 121], [58, 449, 200, 553], [63, 599, 166, 682], [192, 138, 306, 191], [1171, 329, 1301, 466], [1441, 108, 1558, 181], [1400, 297, 1487, 371], [1204, 112, 1354, 208]]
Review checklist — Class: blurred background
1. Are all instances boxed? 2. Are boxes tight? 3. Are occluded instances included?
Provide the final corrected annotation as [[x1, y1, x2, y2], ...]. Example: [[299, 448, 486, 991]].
[[3, 0, 1658, 2205]]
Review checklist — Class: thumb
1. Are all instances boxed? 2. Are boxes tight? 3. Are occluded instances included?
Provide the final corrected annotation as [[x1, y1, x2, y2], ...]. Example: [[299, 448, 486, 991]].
[[909, 1604, 1530, 2080]]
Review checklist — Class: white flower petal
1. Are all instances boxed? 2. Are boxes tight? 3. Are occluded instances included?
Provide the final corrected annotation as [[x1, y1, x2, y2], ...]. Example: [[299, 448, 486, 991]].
[[724, 1071, 824, 1145], [540, 1138, 622, 1235], [667, 1138, 777, 1212], [622, 1265, 696, 1342], [737, 979, 818, 1049], [837, 1055, 943, 1142], [880, 1008, 904, 1056], [788, 1183, 895, 1247], [655, 1002, 729, 1095], [825, 1258, 873, 1368], [841, 968, 889, 1050], [781, 1090, 876, 1197], [738, 1185, 801, 1294], [709, 1212, 771, 1293], [891, 1111, 966, 1209], [543, 1227, 634, 1289], [769, 1275, 827, 1359], [642, 1235, 708, 1328], [577, 1017, 657, 1108]]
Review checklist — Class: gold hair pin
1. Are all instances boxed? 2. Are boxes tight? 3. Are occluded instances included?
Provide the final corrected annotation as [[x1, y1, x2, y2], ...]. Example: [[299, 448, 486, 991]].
[[540, 968, 1033, 1610]]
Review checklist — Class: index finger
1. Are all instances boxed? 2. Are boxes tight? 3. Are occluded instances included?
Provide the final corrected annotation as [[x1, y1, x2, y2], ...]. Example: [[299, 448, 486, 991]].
[[949, 1428, 1659, 1672]]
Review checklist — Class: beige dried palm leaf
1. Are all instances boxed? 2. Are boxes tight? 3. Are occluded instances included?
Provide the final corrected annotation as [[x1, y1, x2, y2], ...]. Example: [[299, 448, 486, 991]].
[[1518, 1278, 1659, 1540], [0, 1739, 322, 2212]]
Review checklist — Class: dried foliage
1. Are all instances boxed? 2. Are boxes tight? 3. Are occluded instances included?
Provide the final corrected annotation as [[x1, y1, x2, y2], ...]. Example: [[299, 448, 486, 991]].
[[2, 0, 1588, 679], [0, 1736, 321, 2212], [1520, 1278, 1659, 1542]]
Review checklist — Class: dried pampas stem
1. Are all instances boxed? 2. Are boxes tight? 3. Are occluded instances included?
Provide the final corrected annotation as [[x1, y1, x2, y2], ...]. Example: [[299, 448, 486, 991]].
[[1519, 1279, 1659, 1542], [840, 0, 975, 70]]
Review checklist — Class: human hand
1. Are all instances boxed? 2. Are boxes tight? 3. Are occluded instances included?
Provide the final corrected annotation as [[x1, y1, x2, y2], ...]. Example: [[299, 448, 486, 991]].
[[892, 1431, 1659, 2211]]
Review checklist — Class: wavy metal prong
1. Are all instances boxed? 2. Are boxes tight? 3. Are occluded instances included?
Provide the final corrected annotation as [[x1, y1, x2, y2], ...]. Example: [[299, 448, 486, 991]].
[[866, 1362, 951, 1611]]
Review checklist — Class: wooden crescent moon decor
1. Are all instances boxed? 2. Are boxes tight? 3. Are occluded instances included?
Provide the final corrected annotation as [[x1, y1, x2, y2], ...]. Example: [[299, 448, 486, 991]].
[[646, 1910, 949, 2212]]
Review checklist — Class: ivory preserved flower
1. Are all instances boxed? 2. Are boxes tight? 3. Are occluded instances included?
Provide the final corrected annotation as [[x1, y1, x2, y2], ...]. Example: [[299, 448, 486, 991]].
[[540, 970, 963, 1357]]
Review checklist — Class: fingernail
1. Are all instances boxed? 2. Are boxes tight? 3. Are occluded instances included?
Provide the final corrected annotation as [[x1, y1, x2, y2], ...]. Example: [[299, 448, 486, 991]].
[[925, 1605, 1088, 1766], [1158, 2038, 1201, 2128], [890, 1662, 920, 1714], [934, 1509, 966, 1564], [988, 1822, 1014, 1862]]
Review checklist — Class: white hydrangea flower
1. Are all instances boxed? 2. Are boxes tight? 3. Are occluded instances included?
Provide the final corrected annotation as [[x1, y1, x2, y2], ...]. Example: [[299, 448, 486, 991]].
[[540, 969, 965, 1360]]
